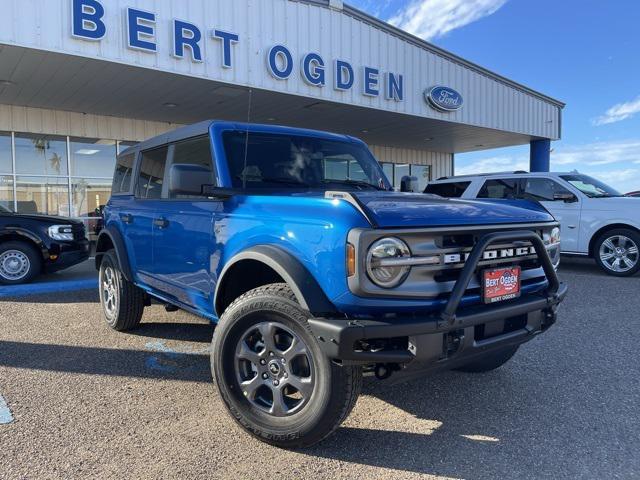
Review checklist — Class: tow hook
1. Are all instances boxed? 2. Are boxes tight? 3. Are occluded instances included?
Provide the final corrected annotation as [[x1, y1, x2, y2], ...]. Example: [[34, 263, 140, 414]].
[[443, 329, 464, 358]]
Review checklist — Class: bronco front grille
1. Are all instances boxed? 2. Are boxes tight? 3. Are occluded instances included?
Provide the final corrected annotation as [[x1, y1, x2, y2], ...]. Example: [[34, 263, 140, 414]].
[[347, 222, 556, 301]]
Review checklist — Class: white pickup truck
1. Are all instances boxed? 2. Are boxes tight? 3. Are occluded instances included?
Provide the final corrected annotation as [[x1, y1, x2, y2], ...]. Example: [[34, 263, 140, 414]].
[[426, 171, 640, 276]]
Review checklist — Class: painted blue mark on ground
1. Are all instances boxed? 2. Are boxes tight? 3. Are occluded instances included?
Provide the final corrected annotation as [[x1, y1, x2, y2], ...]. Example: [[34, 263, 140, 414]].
[[0, 395, 14, 425], [144, 341, 209, 373], [0, 279, 97, 299]]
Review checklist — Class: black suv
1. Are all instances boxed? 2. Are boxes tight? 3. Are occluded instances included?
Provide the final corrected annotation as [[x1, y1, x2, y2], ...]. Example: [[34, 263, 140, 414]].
[[0, 205, 90, 285]]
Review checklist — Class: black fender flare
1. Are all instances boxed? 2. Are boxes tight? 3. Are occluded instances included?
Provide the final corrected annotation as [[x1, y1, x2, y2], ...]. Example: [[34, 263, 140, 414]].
[[94, 226, 134, 281], [0, 227, 49, 259], [215, 245, 338, 317]]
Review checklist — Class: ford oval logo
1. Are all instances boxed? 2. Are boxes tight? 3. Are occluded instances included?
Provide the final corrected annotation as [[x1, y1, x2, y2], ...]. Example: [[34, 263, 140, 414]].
[[425, 86, 463, 112]]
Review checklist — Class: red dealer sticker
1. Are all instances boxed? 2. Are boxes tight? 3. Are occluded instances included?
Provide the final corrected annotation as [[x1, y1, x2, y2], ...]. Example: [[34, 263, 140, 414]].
[[482, 266, 521, 304]]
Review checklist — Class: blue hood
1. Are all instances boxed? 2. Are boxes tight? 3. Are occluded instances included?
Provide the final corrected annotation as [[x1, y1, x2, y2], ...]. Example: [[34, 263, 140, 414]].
[[352, 192, 555, 228]]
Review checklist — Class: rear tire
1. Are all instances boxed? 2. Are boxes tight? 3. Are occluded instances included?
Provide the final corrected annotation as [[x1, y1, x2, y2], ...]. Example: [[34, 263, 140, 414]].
[[594, 228, 640, 277], [0, 241, 41, 285], [211, 283, 362, 448], [99, 249, 145, 331], [455, 345, 519, 373]]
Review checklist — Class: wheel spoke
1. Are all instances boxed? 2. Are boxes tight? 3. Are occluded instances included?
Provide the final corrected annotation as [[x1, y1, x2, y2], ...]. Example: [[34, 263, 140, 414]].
[[240, 375, 263, 399], [612, 258, 622, 271], [270, 388, 287, 416], [603, 239, 616, 251], [237, 341, 263, 365], [282, 337, 307, 362], [286, 375, 313, 398], [628, 245, 639, 255], [600, 252, 615, 261], [258, 322, 277, 352]]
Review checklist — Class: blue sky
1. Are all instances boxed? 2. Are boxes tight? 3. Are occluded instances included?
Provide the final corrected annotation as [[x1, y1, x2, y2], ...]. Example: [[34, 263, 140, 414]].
[[350, 0, 640, 193]]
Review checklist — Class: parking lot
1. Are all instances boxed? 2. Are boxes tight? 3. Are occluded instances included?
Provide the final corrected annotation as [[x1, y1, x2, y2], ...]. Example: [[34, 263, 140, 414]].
[[0, 258, 638, 480]]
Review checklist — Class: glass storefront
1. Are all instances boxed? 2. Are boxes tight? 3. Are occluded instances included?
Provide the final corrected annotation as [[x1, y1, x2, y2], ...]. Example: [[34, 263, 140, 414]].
[[382, 163, 431, 191], [0, 131, 135, 246]]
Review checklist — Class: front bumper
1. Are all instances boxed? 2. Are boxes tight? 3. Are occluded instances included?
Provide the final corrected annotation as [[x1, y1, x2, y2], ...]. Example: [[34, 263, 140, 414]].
[[45, 240, 90, 272], [309, 230, 567, 367]]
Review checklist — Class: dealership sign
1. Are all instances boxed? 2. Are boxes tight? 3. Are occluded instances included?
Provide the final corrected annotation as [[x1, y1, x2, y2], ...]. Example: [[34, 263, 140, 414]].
[[425, 86, 464, 112], [70, 0, 405, 102]]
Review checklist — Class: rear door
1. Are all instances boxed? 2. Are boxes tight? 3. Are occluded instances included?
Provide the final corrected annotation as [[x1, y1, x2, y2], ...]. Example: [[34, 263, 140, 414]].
[[518, 177, 581, 252], [121, 146, 168, 287], [151, 136, 218, 312]]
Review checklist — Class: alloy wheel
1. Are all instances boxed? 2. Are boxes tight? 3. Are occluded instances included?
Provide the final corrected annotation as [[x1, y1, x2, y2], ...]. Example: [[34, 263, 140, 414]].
[[234, 321, 315, 417], [102, 266, 118, 317], [599, 235, 639, 273]]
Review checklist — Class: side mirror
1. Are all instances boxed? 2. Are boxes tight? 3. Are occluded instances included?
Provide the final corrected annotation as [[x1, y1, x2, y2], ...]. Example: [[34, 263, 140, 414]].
[[169, 164, 213, 197], [553, 192, 578, 203], [400, 175, 418, 193]]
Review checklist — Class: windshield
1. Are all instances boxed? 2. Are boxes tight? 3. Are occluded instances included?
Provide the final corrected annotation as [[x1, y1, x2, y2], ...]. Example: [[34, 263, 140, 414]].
[[222, 131, 391, 191], [0, 204, 11, 214], [560, 174, 622, 198]]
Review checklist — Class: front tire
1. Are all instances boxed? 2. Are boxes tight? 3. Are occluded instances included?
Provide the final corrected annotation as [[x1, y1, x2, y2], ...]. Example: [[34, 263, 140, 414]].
[[455, 345, 519, 373], [594, 228, 640, 277], [211, 283, 362, 448], [0, 241, 41, 285], [99, 249, 145, 331]]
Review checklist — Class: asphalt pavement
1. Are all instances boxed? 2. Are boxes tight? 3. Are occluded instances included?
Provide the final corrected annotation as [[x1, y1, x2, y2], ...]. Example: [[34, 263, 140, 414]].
[[0, 257, 638, 479]]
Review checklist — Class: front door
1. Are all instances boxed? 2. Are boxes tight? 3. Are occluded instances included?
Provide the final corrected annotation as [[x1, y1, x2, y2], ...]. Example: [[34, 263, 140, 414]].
[[519, 177, 582, 253], [152, 136, 219, 313]]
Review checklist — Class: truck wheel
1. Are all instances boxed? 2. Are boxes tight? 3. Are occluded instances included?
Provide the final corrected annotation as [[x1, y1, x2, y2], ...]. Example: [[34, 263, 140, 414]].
[[211, 283, 362, 448], [0, 241, 41, 285], [99, 249, 145, 331], [594, 228, 640, 277], [455, 345, 519, 373]]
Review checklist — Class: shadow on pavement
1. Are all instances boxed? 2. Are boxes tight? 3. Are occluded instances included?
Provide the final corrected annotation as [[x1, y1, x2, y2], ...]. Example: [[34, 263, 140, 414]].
[[128, 322, 214, 343], [0, 340, 211, 383]]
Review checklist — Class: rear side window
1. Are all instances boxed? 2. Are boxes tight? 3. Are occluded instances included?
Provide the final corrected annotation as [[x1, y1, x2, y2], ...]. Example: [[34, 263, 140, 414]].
[[478, 179, 519, 199], [112, 153, 135, 194], [424, 181, 470, 198], [136, 146, 168, 199]]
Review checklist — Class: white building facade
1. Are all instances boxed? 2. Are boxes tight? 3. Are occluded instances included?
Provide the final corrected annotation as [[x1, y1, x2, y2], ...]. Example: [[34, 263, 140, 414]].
[[0, 0, 563, 240]]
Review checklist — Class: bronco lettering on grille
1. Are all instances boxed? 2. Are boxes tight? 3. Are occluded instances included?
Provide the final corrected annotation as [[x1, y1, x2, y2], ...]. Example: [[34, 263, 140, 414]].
[[443, 246, 536, 265]]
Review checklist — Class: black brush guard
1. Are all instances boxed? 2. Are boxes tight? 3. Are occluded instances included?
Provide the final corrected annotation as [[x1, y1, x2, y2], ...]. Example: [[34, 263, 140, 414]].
[[309, 230, 567, 364]]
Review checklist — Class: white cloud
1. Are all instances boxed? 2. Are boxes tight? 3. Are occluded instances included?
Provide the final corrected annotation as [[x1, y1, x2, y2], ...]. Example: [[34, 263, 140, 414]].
[[592, 96, 640, 126], [455, 140, 640, 193], [388, 0, 508, 41]]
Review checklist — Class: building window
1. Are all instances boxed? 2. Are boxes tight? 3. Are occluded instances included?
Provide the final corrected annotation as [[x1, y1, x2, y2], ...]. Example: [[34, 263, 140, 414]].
[[0, 132, 12, 174], [71, 177, 113, 217], [411, 165, 431, 192], [69, 137, 117, 178], [0, 176, 14, 212], [14, 133, 68, 176], [393, 164, 410, 190], [381, 163, 394, 185], [15, 176, 70, 215]]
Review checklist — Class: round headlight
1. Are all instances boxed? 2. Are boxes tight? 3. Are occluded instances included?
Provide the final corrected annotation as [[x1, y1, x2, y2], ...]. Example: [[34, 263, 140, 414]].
[[550, 227, 561, 245], [366, 237, 411, 288]]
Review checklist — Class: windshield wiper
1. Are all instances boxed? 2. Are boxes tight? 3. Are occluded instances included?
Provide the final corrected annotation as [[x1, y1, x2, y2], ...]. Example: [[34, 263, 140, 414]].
[[236, 175, 310, 187], [321, 179, 386, 191]]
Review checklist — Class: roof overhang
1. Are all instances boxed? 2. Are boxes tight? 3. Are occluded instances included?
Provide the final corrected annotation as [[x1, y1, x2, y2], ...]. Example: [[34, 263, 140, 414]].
[[0, 44, 546, 153]]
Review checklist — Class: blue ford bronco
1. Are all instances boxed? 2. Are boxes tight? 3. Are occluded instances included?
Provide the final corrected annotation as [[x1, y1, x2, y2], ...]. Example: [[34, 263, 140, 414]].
[[95, 121, 567, 448]]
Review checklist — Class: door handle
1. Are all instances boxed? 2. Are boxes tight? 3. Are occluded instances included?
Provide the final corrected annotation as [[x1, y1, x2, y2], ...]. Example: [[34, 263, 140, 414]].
[[567, 225, 577, 229], [120, 213, 133, 224], [154, 217, 169, 229]]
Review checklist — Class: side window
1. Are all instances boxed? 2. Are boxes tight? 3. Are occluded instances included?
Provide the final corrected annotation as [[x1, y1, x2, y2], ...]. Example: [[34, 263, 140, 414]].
[[166, 136, 215, 199], [520, 178, 572, 202], [112, 152, 135, 194], [136, 146, 168, 199], [424, 181, 471, 198], [478, 179, 519, 199]]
